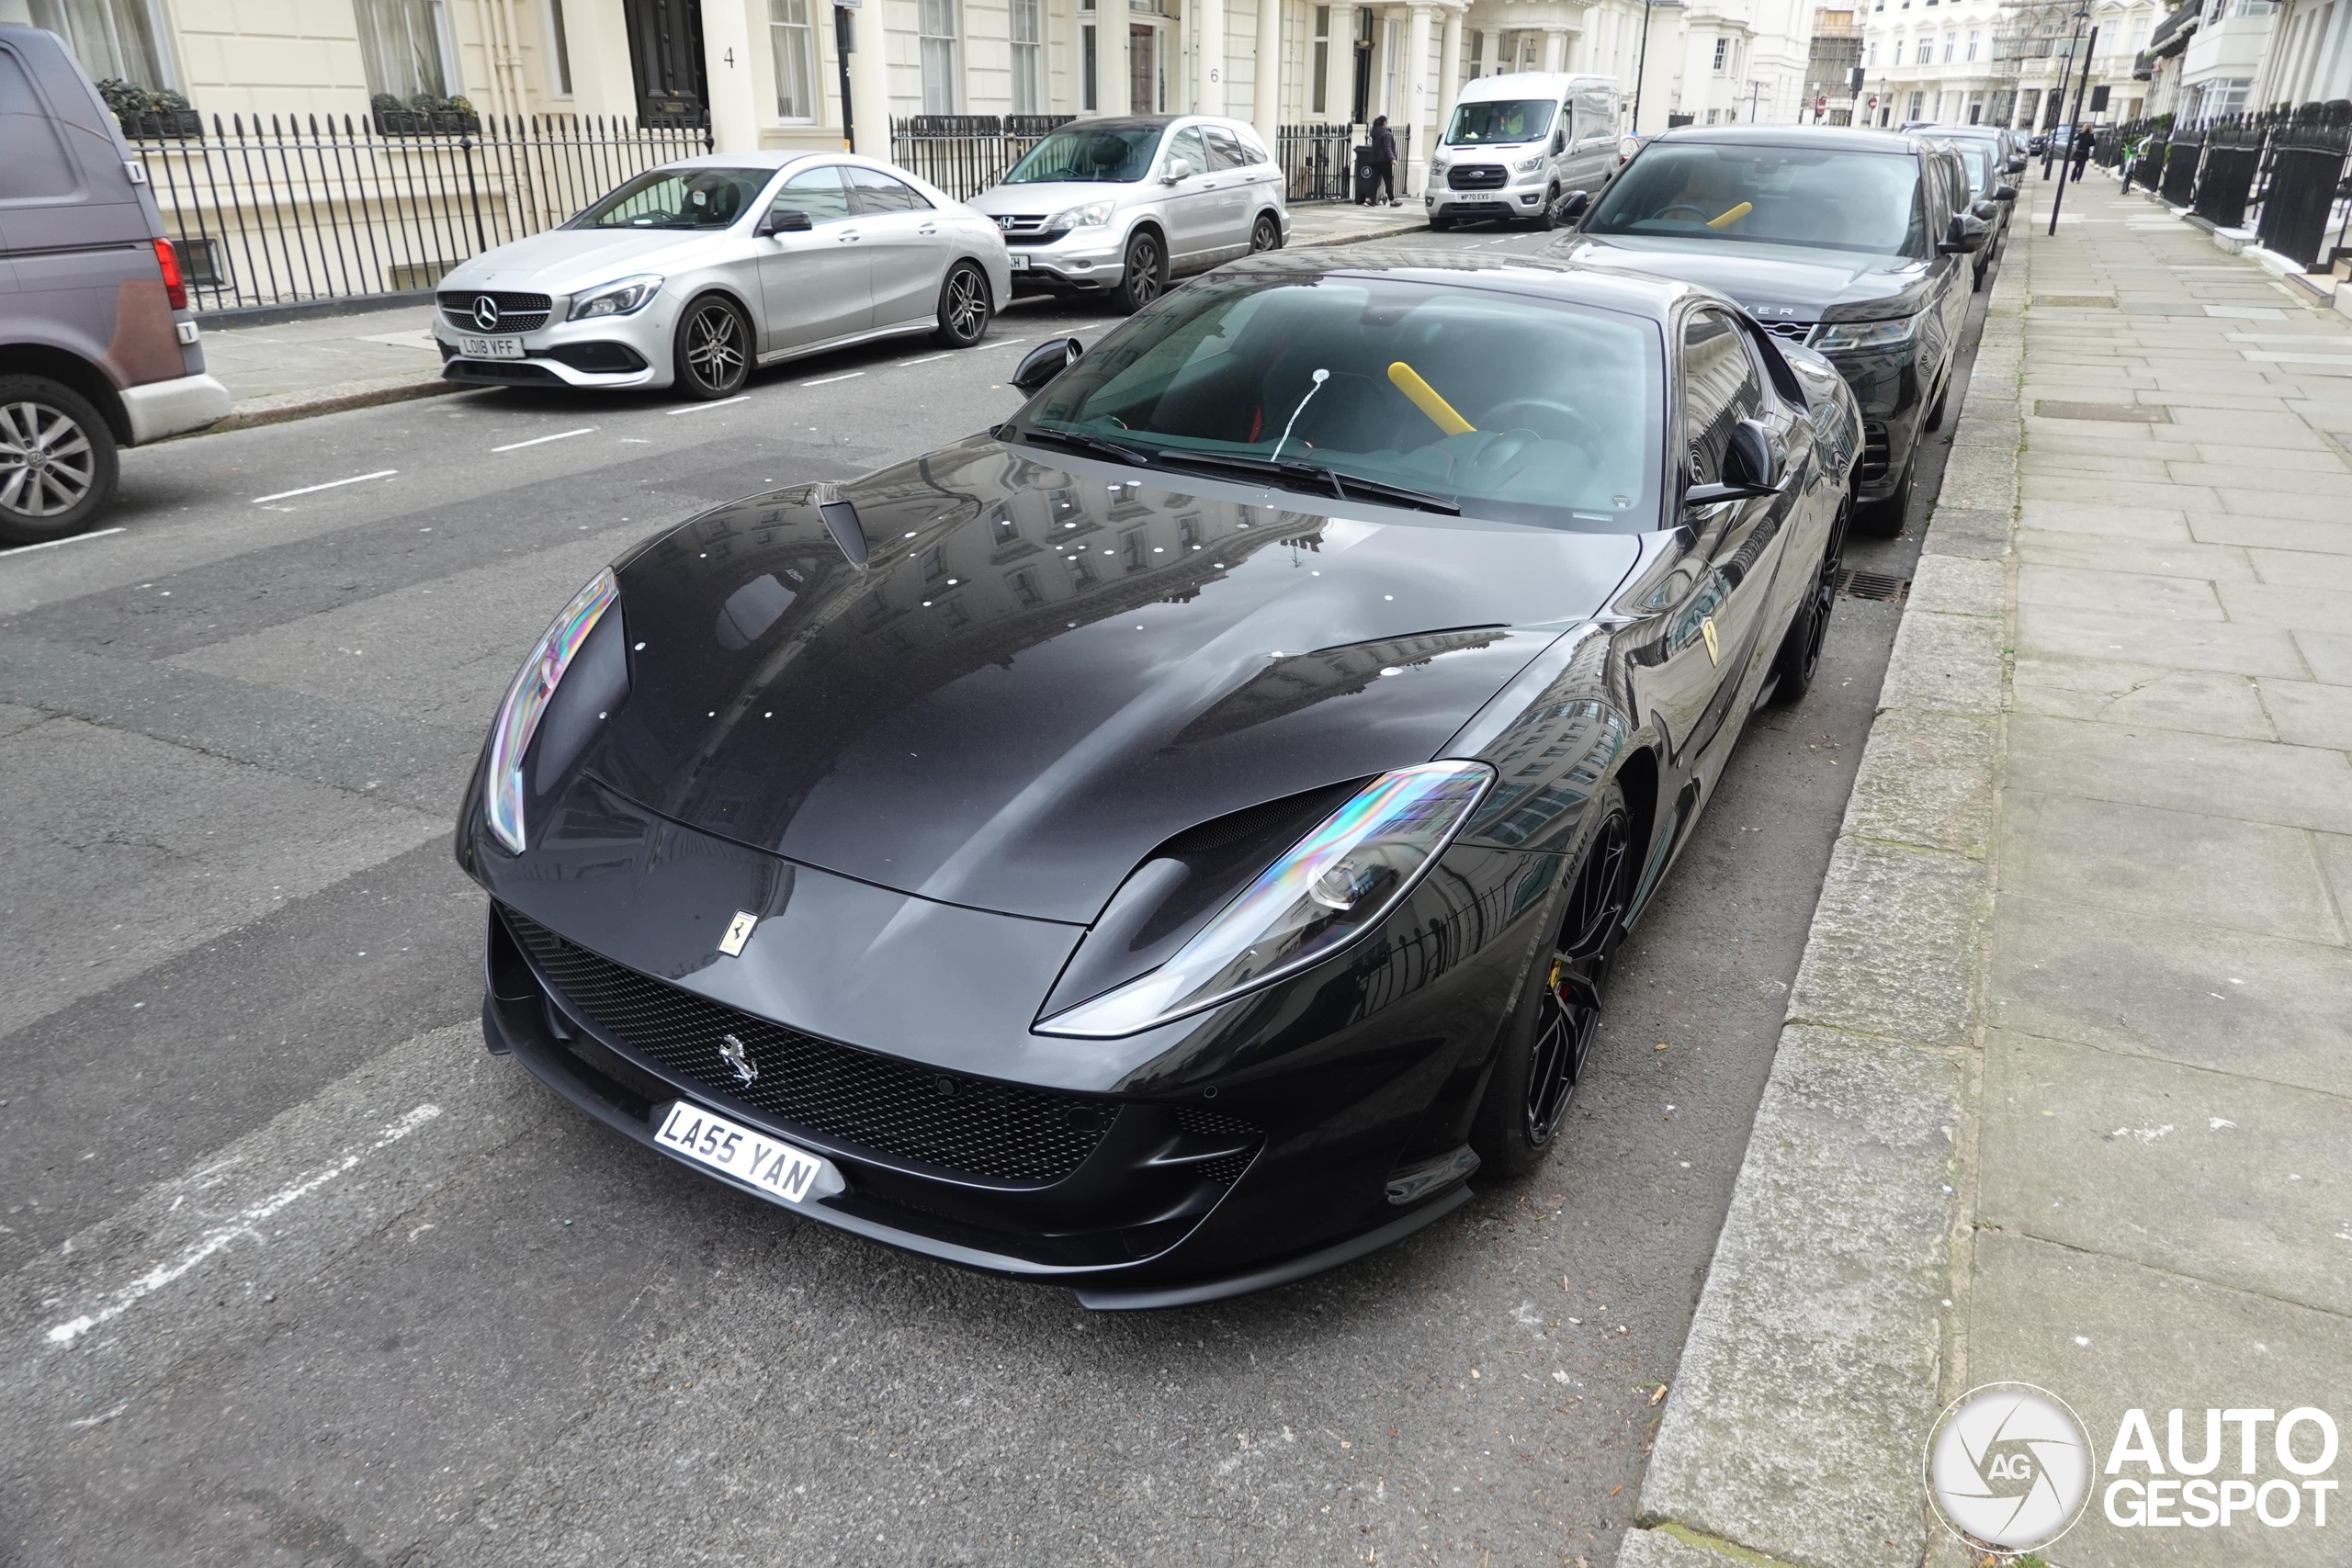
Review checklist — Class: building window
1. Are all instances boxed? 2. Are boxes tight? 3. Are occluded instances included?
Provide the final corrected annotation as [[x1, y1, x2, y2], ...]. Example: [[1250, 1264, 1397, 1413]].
[[1906, 89, 1924, 118], [542, 0, 573, 94], [920, 0, 959, 114], [1464, 26, 1481, 81], [352, 0, 459, 103], [770, 0, 818, 119], [1313, 5, 1329, 111], [1965, 28, 1977, 59], [1713, 36, 1729, 69], [26, 0, 177, 90], [1705, 107, 1721, 122], [1082, 22, 1098, 109], [1941, 32, 1953, 59], [1867, 40, 1877, 63], [1011, 0, 1044, 114], [1916, 37, 1931, 62]]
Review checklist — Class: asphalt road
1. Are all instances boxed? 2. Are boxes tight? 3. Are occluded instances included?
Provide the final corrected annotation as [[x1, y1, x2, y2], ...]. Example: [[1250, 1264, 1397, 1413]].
[[0, 236, 1994, 1567]]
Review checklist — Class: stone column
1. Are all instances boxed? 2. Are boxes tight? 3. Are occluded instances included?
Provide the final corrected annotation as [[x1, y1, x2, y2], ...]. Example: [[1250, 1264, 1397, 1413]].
[[1103, 6, 1132, 113], [1327, 3, 1358, 120], [1437, 7, 1464, 133], [701, 0, 763, 152], [1542, 24, 1568, 72], [1255, 0, 1284, 145], [848, 0, 893, 156], [1197, 0, 1227, 111], [1403, 3, 1434, 192]]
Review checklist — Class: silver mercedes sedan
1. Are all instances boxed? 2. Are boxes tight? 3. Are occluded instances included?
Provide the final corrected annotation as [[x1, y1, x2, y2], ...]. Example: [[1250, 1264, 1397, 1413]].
[[432, 152, 1013, 400]]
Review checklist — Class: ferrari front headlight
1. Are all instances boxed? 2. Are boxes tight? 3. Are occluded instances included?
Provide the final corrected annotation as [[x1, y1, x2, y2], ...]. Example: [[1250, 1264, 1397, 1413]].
[[485, 569, 620, 853], [1035, 761, 1494, 1038]]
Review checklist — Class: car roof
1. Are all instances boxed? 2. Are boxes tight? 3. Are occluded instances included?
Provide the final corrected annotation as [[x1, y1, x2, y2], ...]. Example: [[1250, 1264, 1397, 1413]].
[[1651, 124, 1923, 156], [1217, 247, 1712, 323], [1912, 122, 2007, 139], [1458, 72, 1618, 99]]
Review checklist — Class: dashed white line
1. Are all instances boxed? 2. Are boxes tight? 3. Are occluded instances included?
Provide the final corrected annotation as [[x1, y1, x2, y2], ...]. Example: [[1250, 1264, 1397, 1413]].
[[666, 395, 752, 414], [897, 353, 954, 367], [492, 427, 595, 452], [44, 1103, 442, 1348], [800, 371, 865, 387], [0, 525, 126, 557], [250, 469, 398, 504]]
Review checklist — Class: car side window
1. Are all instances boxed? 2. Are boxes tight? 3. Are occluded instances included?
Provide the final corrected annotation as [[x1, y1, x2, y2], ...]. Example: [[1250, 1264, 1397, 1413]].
[[846, 166, 933, 212], [1202, 126, 1250, 172], [1680, 310, 1765, 486], [1167, 126, 1210, 179], [771, 164, 854, 224]]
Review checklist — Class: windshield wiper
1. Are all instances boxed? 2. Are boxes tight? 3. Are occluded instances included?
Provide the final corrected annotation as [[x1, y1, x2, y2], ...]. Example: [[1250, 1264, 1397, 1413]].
[[1148, 449, 1461, 515], [1010, 427, 1156, 468]]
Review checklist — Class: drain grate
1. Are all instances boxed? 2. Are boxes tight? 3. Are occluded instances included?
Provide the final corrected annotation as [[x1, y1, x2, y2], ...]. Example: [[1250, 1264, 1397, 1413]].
[[1838, 569, 1911, 604]]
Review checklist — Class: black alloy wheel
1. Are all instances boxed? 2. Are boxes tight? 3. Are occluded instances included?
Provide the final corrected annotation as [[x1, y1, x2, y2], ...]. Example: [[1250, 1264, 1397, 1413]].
[[1113, 230, 1167, 314], [0, 376, 119, 547], [673, 295, 752, 400], [933, 262, 992, 347], [1471, 779, 1634, 1178], [1771, 498, 1849, 704], [1250, 213, 1282, 254]]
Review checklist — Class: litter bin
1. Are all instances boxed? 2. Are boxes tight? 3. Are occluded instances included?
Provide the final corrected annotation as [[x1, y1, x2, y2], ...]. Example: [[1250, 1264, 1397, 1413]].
[[1353, 145, 1378, 203]]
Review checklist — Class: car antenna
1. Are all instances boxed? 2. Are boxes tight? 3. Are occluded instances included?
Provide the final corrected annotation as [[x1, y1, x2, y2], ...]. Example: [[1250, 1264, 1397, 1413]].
[[1270, 369, 1329, 464]]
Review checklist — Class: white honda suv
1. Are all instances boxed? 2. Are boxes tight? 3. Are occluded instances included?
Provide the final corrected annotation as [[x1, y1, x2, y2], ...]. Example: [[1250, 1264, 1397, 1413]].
[[967, 116, 1290, 314]]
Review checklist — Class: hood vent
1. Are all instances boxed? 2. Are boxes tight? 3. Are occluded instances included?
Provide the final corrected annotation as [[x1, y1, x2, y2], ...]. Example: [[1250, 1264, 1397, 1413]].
[[817, 499, 869, 569]]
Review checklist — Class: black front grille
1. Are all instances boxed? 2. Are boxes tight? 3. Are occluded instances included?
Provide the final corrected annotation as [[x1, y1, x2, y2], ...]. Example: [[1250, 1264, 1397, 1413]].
[[445, 360, 562, 385], [1860, 419, 1891, 481], [1174, 1107, 1261, 1186], [437, 288, 553, 333], [547, 341, 650, 374], [1760, 321, 1815, 344], [503, 908, 1114, 1185], [1447, 164, 1509, 190]]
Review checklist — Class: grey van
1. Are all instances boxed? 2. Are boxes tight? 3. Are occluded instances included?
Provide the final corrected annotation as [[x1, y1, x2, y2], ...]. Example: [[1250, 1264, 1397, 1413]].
[[1, 24, 229, 546]]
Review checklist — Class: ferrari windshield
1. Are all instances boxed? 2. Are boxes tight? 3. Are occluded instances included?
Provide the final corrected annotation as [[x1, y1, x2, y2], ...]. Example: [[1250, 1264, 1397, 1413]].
[[1443, 99, 1555, 144], [1011, 272, 1664, 531], [575, 167, 774, 229], [1585, 144, 1926, 254], [1002, 123, 1165, 183]]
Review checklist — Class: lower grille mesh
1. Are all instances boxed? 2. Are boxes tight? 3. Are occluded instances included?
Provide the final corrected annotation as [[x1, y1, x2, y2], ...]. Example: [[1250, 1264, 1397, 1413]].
[[503, 908, 1112, 1184]]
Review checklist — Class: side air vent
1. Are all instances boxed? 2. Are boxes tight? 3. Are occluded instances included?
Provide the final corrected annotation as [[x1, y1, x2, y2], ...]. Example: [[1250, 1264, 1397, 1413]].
[[818, 500, 868, 569]]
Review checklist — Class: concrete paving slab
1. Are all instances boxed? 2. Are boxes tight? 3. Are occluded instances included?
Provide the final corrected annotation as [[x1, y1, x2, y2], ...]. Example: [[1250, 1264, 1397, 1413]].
[[2247, 547, 2352, 590], [2291, 629, 2352, 684], [2018, 499, 2194, 540], [2256, 677, 2352, 750], [2214, 581, 2352, 635], [1879, 609, 2007, 716], [2004, 712, 2352, 833], [2169, 462, 2352, 494], [0, 700, 45, 739], [1997, 789, 2343, 945], [2188, 443, 2352, 471], [2017, 603, 2308, 677], [1987, 893, 2351, 1097], [2017, 530, 2256, 581], [2025, 473, 2226, 510], [2211, 488, 2352, 522], [1788, 838, 1986, 1049], [1907, 553, 2005, 619], [2187, 512, 2352, 556], [2012, 657, 2278, 739], [1838, 708, 1998, 856], [1980, 1030, 2352, 1315], [2018, 562, 2226, 620], [1964, 1231, 2352, 1568]]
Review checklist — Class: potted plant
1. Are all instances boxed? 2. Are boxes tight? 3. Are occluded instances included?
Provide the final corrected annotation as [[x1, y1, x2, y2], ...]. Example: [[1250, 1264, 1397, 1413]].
[[372, 91, 481, 135], [99, 79, 203, 140]]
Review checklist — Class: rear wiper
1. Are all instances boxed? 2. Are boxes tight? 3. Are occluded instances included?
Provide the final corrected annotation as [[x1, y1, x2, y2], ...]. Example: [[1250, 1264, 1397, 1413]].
[[1010, 426, 1155, 468], [1149, 449, 1461, 515]]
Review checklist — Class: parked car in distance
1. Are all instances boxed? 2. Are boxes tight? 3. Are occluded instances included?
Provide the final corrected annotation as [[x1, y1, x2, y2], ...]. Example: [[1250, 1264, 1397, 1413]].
[[1930, 134, 2018, 288], [1551, 125, 1984, 529], [456, 250, 1860, 1308], [433, 152, 1012, 400], [1427, 72, 1623, 231], [966, 116, 1289, 315], [0, 24, 232, 547]]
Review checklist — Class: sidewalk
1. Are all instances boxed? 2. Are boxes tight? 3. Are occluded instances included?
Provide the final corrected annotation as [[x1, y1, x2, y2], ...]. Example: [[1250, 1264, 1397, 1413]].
[[182, 202, 1429, 436], [1621, 176, 2352, 1568]]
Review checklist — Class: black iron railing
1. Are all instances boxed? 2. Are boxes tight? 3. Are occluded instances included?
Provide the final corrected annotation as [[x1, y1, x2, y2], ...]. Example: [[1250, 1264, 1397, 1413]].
[[2108, 100, 2352, 269], [2159, 121, 2204, 204], [2193, 114, 2266, 229], [888, 115, 1076, 201], [1279, 123, 1357, 203], [127, 112, 713, 314], [2255, 100, 2352, 268]]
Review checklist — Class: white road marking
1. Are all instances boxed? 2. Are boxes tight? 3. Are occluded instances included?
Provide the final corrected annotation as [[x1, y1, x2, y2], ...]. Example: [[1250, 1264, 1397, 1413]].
[[665, 395, 751, 414], [800, 371, 865, 387], [43, 1103, 442, 1347], [249, 469, 398, 504], [0, 525, 126, 558], [492, 427, 594, 452], [897, 353, 954, 367]]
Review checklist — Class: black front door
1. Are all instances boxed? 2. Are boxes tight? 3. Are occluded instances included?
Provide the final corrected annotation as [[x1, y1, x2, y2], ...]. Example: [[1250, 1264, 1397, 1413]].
[[624, 0, 710, 126], [1351, 11, 1374, 125]]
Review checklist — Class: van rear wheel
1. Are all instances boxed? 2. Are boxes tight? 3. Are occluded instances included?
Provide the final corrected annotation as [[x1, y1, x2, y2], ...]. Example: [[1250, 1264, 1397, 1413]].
[[0, 376, 119, 547]]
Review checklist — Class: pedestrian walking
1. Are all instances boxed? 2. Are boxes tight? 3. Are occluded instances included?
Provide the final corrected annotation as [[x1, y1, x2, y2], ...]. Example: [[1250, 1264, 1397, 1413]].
[[2070, 125, 2094, 183], [1363, 116, 1400, 207]]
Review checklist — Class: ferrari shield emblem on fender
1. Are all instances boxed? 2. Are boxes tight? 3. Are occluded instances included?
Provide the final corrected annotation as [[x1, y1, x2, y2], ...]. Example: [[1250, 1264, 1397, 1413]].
[[718, 910, 758, 957], [1701, 616, 1720, 666]]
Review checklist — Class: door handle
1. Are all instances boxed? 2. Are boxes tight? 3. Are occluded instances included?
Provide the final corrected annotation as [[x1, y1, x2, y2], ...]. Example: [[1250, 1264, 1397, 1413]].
[[838, 231, 862, 243], [918, 223, 938, 234]]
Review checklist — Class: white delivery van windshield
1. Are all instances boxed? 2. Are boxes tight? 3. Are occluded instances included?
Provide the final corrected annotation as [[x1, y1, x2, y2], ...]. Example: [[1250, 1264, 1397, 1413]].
[[1444, 98, 1555, 145]]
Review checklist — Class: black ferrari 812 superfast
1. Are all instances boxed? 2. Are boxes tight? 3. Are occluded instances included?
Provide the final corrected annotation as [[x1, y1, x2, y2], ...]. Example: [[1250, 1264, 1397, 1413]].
[[456, 249, 1860, 1307]]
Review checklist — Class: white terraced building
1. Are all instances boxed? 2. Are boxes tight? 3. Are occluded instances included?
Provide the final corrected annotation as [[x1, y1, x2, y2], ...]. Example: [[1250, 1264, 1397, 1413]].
[[9, 0, 1826, 199], [1856, 0, 2160, 128]]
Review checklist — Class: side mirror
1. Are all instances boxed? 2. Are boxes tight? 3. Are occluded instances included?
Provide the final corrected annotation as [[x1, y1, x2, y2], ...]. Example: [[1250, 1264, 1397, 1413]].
[[1163, 157, 1193, 184], [1012, 335, 1084, 392], [1938, 210, 1990, 254], [1550, 129, 1566, 155], [1684, 419, 1781, 505], [1554, 188, 1591, 223], [1992, 183, 2018, 203], [760, 207, 814, 235], [2007, 154, 2028, 174], [1972, 197, 2001, 221]]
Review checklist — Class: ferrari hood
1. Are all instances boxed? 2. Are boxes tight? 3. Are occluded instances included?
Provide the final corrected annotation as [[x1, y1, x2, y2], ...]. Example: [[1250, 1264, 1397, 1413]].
[[577, 434, 1641, 924]]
